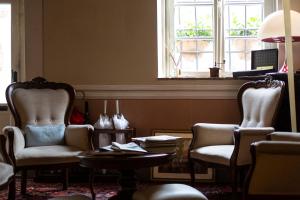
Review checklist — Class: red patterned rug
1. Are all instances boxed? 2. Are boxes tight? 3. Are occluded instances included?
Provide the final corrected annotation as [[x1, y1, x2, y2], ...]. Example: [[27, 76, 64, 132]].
[[0, 179, 233, 200]]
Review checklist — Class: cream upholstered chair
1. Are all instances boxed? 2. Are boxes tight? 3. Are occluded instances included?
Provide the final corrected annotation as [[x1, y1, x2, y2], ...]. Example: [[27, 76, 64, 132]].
[[3, 77, 94, 195], [243, 140, 300, 200], [189, 78, 284, 191], [0, 134, 15, 200]]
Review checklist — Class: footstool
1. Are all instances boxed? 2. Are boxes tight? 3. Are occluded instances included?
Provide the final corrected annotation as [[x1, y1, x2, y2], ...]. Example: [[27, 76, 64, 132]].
[[132, 183, 208, 200]]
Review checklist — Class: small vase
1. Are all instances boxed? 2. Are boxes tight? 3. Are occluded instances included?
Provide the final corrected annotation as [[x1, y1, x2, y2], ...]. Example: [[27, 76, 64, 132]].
[[209, 67, 220, 78]]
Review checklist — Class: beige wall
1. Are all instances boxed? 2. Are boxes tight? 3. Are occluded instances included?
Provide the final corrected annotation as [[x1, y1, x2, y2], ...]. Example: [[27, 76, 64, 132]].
[[75, 99, 240, 138], [25, 0, 300, 83], [25, 0, 299, 137]]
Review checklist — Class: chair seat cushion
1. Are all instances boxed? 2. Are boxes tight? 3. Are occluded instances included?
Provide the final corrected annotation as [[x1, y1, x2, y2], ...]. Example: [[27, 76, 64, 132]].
[[0, 163, 14, 186], [15, 145, 83, 166], [190, 145, 234, 166], [133, 184, 207, 200]]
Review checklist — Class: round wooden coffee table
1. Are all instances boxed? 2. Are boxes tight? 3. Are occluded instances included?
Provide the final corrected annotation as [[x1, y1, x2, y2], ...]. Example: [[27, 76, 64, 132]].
[[78, 152, 175, 200]]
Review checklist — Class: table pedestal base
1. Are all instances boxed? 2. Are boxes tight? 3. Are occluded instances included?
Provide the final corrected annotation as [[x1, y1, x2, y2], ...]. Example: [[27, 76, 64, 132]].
[[90, 169, 137, 200]]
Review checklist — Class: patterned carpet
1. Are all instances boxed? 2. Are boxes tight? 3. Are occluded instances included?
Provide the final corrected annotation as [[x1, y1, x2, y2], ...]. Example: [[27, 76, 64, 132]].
[[0, 178, 234, 200]]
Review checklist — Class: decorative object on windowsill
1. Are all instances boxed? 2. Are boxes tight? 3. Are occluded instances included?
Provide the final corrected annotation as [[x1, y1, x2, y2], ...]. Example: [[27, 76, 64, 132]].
[[94, 100, 113, 147], [167, 45, 182, 77], [113, 100, 129, 144], [258, 10, 300, 73], [209, 67, 220, 78]]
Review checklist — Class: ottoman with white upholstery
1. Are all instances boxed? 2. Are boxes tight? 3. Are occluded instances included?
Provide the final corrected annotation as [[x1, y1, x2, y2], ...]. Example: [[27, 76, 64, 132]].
[[0, 163, 14, 186], [133, 184, 208, 200], [49, 194, 91, 200]]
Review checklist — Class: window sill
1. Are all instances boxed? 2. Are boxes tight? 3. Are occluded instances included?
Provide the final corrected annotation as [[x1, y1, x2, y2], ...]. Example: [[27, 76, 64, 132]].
[[158, 75, 266, 81], [158, 77, 235, 80]]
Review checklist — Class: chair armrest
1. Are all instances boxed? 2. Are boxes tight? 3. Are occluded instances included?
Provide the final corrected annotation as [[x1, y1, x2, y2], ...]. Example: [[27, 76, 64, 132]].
[[269, 131, 300, 142], [2, 126, 25, 163], [233, 127, 274, 166], [191, 123, 238, 149], [246, 141, 300, 196], [65, 125, 94, 151], [252, 140, 300, 154]]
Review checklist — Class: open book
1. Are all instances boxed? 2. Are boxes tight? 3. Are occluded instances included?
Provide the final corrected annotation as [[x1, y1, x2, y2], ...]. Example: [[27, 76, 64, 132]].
[[101, 142, 147, 154], [111, 142, 147, 153]]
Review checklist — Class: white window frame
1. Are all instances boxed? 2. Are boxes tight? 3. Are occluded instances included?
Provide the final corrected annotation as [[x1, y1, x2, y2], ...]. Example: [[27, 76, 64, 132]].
[[0, 0, 24, 105], [157, 0, 277, 78]]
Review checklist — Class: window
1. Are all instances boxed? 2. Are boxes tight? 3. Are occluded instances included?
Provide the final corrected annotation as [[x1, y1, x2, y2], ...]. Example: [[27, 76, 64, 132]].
[[157, 0, 277, 78], [0, 0, 22, 105], [0, 3, 11, 104]]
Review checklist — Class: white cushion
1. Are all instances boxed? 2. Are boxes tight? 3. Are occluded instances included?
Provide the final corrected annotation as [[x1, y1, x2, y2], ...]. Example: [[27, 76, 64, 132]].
[[133, 184, 207, 200], [240, 87, 281, 127], [0, 162, 14, 186], [15, 145, 83, 166], [190, 145, 234, 166]]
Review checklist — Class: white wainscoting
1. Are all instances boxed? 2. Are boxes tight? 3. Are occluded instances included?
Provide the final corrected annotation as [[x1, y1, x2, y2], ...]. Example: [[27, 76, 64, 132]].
[[74, 84, 240, 99]]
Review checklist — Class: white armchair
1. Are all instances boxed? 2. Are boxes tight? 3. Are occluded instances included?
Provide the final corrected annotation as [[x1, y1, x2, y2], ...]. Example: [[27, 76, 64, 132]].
[[3, 77, 94, 195], [244, 140, 300, 200], [189, 78, 284, 192]]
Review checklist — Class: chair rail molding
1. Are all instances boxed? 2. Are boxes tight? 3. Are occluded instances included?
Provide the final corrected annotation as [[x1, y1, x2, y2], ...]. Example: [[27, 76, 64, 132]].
[[74, 84, 240, 99]]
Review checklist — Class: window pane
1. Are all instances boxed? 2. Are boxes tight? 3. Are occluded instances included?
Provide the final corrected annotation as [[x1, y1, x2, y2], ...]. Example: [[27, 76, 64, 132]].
[[230, 39, 245, 51], [175, 0, 214, 73], [181, 53, 197, 71], [197, 53, 213, 71], [224, 0, 264, 73], [230, 53, 246, 71], [246, 38, 261, 51], [197, 40, 213, 52], [0, 4, 11, 104], [181, 40, 197, 52]]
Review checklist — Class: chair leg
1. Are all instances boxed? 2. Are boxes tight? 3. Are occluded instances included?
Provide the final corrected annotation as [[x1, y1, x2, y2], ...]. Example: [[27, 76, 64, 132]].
[[189, 160, 195, 186], [8, 177, 16, 200], [21, 170, 27, 195], [62, 168, 69, 190], [231, 167, 238, 194]]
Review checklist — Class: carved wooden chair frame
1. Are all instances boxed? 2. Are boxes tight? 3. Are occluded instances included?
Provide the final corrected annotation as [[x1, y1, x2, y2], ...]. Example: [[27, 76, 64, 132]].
[[188, 76, 285, 192], [5, 77, 93, 195]]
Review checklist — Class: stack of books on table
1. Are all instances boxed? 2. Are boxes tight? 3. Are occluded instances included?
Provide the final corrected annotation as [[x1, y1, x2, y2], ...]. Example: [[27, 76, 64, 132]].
[[132, 135, 182, 154]]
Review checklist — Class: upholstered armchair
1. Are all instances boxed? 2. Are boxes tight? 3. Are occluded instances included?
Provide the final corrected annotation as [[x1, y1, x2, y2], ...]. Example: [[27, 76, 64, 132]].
[[0, 134, 15, 200], [3, 77, 94, 195], [244, 140, 300, 200], [189, 78, 284, 192]]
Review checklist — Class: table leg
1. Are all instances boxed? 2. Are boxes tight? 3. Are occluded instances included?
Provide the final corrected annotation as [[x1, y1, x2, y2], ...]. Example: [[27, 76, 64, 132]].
[[89, 168, 96, 200], [115, 169, 137, 199]]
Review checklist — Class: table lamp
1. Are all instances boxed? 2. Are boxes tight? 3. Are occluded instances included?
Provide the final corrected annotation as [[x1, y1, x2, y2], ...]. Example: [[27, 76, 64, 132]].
[[258, 10, 300, 72]]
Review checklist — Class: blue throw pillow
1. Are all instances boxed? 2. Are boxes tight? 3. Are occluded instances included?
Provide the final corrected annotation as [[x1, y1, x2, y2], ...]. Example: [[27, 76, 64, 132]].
[[25, 124, 65, 147]]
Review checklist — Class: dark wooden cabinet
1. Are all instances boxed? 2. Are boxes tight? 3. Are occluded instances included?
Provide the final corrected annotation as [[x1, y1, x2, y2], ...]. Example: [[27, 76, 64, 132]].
[[268, 72, 300, 131]]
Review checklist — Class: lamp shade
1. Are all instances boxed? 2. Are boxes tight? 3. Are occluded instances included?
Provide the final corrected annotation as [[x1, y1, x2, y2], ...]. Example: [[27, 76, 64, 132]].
[[258, 10, 300, 43]]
